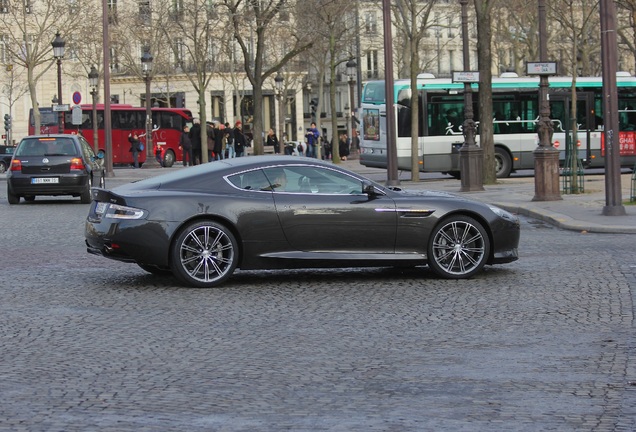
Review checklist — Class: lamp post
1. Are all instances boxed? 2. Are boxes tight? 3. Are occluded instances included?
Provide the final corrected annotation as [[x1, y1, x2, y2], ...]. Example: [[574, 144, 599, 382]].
[[346, 59, 357, 158], [458, 0, 483, 191], [51, 32, 65, 133], [532, 0, 561, 201], [275, 71, 284, 150], [141, 52, 160, 168], [88, 66, 99, 154]]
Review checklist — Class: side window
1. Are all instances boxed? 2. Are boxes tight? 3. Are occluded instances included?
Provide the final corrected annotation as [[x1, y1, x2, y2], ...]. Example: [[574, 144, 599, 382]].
[[263, 166, 362, 194], [227, 169, 271, 191]]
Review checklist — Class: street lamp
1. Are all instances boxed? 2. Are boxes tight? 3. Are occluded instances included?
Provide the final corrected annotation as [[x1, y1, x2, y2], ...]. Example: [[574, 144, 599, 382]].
[[346, 59, 357, 158], [532, 0, 561, 201], [88, 66, 99, 154], [275, 71, 284, 149], [51, 32, 65, 133], [141, 52, 160, 168], [458, 0, 483, 191]]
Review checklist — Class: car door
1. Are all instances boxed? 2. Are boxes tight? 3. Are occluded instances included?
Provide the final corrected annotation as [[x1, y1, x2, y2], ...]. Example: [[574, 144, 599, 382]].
[[264, 165, 397, 253]]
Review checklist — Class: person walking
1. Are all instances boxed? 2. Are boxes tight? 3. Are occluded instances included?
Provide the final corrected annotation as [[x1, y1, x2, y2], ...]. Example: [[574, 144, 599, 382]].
[[179, 124, 192, 166], [189, 118, 202, 165], [339, 133, 350, 161], [266, 128, 280, 154], [128, 132, 141, 168], [233, 120, 246, 157], [212, 122, 224, 160], [305, 122, 320, 158], [224, 122, 235, 158]]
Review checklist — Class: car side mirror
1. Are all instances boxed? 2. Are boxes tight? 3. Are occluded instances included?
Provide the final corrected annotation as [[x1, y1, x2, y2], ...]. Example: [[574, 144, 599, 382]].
[[362, 181, 378, 196]]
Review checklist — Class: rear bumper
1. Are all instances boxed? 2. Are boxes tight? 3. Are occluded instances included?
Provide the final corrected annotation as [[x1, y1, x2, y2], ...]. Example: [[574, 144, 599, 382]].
[[8, 174, 88, 196]]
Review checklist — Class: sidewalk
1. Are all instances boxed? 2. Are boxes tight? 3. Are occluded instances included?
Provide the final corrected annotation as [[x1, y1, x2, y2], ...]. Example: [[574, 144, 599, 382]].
[[6, 157, 634, 234]]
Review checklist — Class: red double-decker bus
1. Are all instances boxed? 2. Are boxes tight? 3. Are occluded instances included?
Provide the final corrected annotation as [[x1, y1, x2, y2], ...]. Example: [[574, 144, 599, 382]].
[[29, 105, 193, 167]]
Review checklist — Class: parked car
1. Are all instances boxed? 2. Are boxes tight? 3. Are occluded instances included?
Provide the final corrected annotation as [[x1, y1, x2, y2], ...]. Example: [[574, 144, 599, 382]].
[[7, 134, 105, 204], [0, 145, 16, 174], [85, 156, 520, 288]]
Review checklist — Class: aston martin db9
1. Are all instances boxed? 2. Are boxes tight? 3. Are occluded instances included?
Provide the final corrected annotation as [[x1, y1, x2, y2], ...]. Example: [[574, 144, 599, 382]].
[[85, 156, 520, 288]]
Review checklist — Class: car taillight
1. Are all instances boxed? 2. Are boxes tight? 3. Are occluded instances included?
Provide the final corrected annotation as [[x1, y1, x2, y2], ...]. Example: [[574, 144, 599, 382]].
[[10, 159, 21, 171], [70, 157, 85, 170]]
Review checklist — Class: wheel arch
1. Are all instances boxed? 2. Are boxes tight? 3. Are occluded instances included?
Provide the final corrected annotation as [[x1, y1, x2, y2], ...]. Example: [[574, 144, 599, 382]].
[[433, 210, 495, 263], [167, 214, 244, 268]]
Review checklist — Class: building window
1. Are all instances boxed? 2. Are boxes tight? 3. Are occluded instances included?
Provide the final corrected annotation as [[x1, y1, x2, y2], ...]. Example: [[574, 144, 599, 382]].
[[366, 50, 378, 79], [108, 0, 118, 25], [0, 0, 8, 13], [139, 0, 151, 26], [171, 0, 183, 20], [110, 47, 119, 73], [0, 34, 7, 63], [447, 17, 454, 38], [173, 38, 185, 69], [365, 12, 377, 34], [206, 0, 217, 20]]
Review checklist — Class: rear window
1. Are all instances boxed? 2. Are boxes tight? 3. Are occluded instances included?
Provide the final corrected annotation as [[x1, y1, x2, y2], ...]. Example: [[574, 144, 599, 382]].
[[16, 138, 78, 157]]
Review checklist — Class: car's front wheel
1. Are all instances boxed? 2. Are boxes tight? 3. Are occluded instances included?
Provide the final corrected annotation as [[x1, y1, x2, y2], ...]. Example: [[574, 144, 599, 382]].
[[427, 215, 490, 279], [170, 220, 239, 288]]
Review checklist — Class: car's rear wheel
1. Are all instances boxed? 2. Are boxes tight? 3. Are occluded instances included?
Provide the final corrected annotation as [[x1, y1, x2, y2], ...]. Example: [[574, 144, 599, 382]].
[[7, 186, 19, 204], [427, 215, 490, 279], [170, 220, 238, 288], [80, 177, 92, 204]]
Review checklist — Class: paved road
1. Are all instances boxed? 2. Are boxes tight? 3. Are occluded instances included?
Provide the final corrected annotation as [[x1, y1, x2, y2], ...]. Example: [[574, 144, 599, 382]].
[[0, 182, 635, 431]]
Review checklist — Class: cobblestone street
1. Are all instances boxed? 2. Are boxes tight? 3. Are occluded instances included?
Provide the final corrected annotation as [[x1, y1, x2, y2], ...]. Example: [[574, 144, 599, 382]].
[[0, 194, 635, 431]]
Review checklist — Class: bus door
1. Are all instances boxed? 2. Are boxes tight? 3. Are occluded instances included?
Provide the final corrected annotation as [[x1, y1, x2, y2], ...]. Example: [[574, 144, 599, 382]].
[[549, 93, 594, 166]]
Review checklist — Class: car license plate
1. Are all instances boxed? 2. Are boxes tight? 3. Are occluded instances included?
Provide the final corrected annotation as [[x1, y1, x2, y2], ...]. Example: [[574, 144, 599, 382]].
[[31, 177, 59, 184], [95, 202, 108, 214]]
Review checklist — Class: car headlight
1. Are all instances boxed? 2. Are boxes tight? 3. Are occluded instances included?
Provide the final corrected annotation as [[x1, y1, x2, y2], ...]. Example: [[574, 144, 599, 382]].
[[488, 205, 518, 223], [103, 203, 146, 220]]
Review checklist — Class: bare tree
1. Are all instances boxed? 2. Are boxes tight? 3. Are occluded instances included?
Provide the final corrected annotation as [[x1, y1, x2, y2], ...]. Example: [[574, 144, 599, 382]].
[[473, 0, 497, 184], [393, 0, 437, 181], [220, 0, 314, 155], [0, 0, 73, 132]]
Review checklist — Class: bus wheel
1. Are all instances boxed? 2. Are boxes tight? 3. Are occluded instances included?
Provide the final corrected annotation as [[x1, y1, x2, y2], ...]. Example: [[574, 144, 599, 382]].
[[495, 147, 512, 178], [163, 150, 175, 168]]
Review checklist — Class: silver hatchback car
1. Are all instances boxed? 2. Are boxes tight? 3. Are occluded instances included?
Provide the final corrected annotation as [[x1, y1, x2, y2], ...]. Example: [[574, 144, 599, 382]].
[[7, 134, 105, 204]]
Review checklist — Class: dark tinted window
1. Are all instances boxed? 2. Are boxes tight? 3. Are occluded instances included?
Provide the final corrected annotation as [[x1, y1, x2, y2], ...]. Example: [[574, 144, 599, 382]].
[[17, 137, 78, 156]]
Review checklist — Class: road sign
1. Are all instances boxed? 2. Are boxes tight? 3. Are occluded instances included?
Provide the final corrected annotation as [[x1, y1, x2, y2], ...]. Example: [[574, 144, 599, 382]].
[[452, 71, 480, 83], [73, 91, 82, 105], [52, 104, 70, 112], [526, 62, 558, 75]]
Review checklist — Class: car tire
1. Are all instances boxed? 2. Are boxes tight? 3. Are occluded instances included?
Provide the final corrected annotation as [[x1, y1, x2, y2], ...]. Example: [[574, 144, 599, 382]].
[[138, 263, 173, 275], [7, 186, 19, 204], [80, 177, 93, 204], [495, 147, 513, 178], [163, 150, 175, 168], [170, 220, 239, 288], [427, 215, 490, 279], [0, 161, 6, 174]]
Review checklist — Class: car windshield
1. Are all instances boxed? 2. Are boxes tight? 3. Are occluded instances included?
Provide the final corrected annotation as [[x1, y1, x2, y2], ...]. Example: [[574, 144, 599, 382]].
[[16, 138, 78, 157]]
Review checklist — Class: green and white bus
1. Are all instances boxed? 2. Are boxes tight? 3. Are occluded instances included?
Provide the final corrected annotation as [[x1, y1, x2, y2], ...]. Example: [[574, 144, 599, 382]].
[[359, 72, 636, 178]]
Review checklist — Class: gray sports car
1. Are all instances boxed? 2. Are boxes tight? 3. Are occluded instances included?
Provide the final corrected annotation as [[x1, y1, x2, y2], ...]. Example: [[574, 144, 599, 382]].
[[85, 156, 520, 288]]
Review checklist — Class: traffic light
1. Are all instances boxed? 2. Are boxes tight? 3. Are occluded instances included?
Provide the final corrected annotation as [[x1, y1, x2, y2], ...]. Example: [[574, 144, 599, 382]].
[[3, 114, 11, 131], [309, 98, 318, 121]]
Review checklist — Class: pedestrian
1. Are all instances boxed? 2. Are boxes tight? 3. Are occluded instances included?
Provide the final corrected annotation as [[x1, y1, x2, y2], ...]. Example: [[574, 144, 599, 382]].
[[212, 121, 224, 160], [154, 142, 164, 166], [339, 133, 350, 161], [179, 124, 192, 166], [266, 128, 280, 154], [305, 122, 320, 158], [233, 120, 246, 157], [189, 118, 202, 165], [224, 122, 235, 158], [322, 135, 331, 160], [206, 122, 215, 161], [128, 132, 141, 168]]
